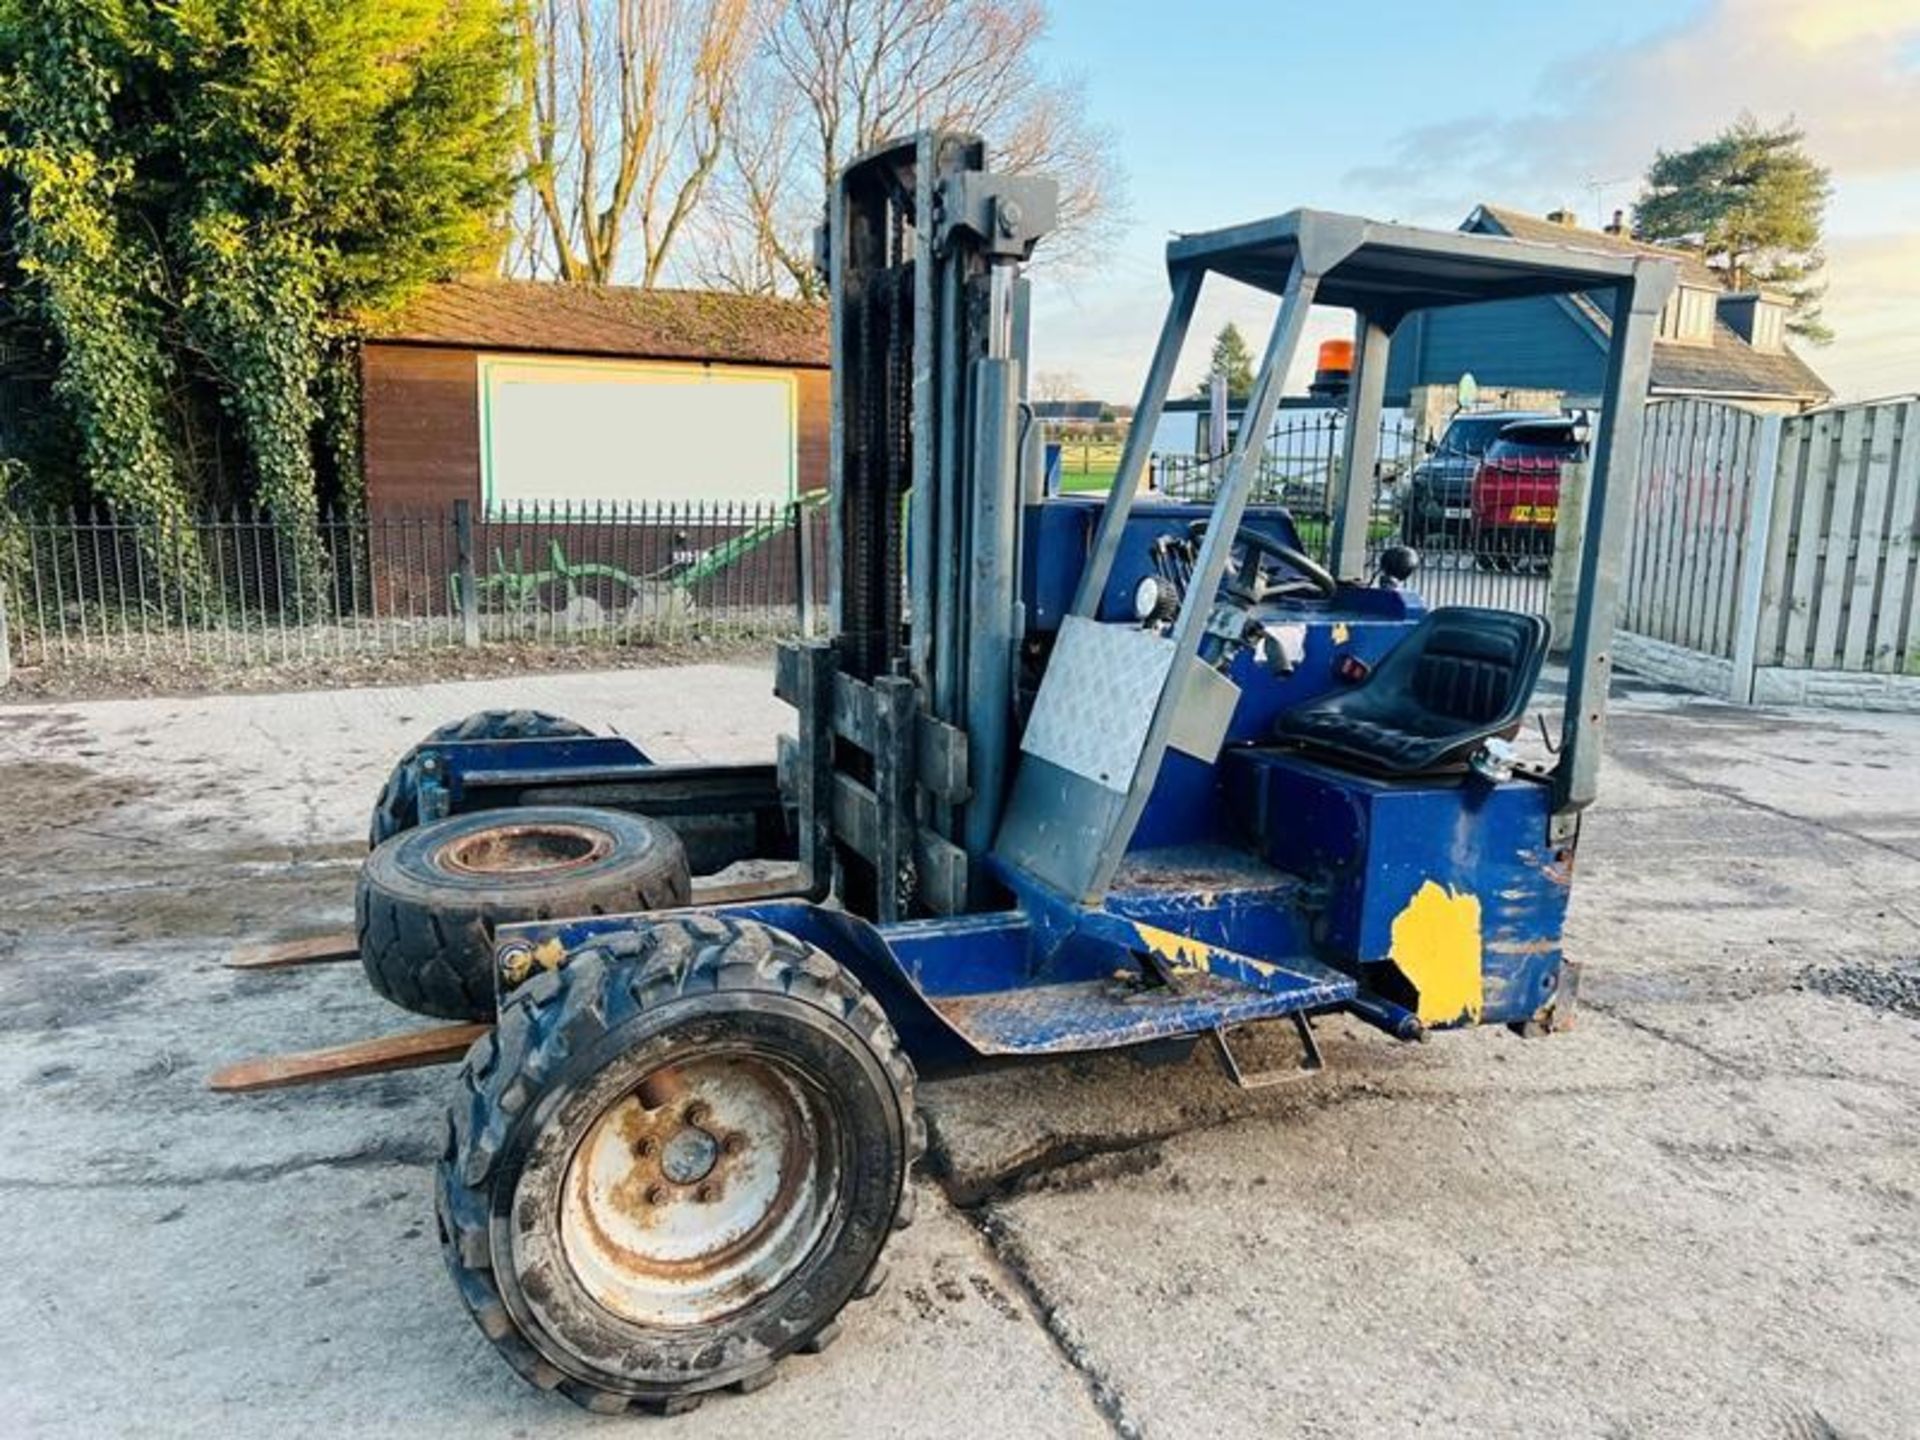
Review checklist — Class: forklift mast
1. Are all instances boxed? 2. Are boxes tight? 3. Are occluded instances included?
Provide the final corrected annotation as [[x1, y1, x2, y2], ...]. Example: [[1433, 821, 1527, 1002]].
[[801, 132, 1057, 917]]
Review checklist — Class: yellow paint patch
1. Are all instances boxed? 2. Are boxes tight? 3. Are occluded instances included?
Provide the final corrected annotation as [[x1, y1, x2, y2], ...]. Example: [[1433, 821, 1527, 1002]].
[[1389, 881, 1483, 1025], [1132, 922, 1279, 979], [1331, 622, 1351, 644]]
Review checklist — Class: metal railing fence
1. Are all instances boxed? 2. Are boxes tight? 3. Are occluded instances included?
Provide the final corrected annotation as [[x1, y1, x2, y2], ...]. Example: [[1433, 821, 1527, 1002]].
[[1151, 410, 1556, 612], [0, 497, 828, 674]]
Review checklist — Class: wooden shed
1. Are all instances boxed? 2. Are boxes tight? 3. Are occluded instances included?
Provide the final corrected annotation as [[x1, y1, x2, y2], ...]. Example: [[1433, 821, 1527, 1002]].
[[361, 280, 830, 517]]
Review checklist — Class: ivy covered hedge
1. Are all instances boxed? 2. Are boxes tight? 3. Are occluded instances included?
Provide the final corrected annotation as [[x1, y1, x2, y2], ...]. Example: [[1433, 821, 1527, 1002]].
[[0, 0, 523, 581]]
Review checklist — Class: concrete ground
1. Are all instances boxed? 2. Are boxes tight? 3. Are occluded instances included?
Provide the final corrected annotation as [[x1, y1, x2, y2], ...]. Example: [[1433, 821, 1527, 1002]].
[[2, 663, 1916, 1439]]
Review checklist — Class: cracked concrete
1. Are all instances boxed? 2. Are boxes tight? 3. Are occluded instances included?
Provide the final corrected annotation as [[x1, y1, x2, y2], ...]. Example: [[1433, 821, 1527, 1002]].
[[4, 664, 1918, 1438]]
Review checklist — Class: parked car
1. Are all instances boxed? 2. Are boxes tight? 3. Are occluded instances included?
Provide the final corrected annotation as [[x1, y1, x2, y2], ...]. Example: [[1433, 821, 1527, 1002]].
[[1470, 416, 1589, 571], [1400, 410, 1559, 548]]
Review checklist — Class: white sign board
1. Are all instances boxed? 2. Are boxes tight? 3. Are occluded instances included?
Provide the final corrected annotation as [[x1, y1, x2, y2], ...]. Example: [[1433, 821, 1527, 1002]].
[[479, 355, 797, 513]]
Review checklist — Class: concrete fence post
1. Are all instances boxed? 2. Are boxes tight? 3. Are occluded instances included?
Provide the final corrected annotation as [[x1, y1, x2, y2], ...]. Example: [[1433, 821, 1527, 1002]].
[[1728, 414, 1785, 704], [1546, 460, 1590, 655], [453, 499, 480, 649]]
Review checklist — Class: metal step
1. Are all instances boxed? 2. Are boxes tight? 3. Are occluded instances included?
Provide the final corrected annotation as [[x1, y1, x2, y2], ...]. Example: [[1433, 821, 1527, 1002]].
[[928, 961, 1355, 1057]]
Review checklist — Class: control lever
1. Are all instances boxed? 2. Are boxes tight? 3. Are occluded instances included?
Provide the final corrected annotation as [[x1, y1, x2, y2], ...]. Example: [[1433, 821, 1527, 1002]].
[[1243, 617, 1307, 676], [1375, 544, 1420, 590]]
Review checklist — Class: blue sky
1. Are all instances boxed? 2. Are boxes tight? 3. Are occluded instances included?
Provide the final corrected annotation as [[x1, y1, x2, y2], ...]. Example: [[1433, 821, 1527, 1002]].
[[1027, 0, 1920, 403]]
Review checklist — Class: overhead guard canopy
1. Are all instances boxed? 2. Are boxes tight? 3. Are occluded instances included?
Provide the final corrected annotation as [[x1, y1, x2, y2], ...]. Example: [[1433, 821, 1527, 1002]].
[[995, 202, 1676, 903], [1165, 209, 1650, 321]]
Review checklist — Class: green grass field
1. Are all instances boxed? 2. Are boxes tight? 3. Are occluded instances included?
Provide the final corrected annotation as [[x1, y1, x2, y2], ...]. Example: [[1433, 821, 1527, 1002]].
[[1054, 440, 1124, 493]]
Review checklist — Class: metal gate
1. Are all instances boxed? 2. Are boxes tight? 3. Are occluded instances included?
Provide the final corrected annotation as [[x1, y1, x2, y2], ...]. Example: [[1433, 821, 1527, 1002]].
[[1152, 409, 1559, 615]]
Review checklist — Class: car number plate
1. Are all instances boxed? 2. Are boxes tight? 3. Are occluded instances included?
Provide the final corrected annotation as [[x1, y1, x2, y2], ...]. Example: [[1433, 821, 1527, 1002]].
[[1442, 505, 1472, 519], [1509, 505, 1557, 523]]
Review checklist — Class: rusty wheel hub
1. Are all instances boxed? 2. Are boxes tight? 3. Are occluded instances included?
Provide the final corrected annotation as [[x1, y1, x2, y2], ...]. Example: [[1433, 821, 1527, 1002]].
[[436, 821, 613, 876], [557, 1056, 840, 1328]]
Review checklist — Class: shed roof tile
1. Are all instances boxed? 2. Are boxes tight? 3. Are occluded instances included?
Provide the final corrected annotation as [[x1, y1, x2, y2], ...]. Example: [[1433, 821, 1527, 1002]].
[[370, 280, 829, 367]]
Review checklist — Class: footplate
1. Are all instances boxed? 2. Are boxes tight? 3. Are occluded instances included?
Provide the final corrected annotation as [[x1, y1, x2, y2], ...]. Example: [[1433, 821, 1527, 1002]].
[[928, 963, 1353, 1057]]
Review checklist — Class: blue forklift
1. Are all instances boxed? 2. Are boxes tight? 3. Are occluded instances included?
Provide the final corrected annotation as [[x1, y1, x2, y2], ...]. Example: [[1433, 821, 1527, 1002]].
[[223, 133, 1674, 1412]]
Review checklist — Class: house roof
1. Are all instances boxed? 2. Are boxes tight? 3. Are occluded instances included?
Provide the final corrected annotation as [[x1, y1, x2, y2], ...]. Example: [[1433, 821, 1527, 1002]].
[[1651, 322, 1831, 402], [1472, 205, 1722, 289], [1479, 208, 1830, 403], [369, 280, 830, 368]]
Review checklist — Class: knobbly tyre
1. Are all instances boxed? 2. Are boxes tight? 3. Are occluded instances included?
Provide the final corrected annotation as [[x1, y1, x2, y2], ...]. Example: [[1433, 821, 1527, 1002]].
[[215, 131, 1674, 1414]]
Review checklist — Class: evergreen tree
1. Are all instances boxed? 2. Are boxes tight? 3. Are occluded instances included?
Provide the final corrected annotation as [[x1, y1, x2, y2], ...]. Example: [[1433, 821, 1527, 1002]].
[[1196, 322, 1256, 401], [1635, 115, 1833, 344], [0, 0, 523, 537]]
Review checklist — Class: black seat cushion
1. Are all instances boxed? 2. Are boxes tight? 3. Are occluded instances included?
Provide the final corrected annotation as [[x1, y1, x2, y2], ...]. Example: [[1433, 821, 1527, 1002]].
[[1272, 607, 1549, 775]]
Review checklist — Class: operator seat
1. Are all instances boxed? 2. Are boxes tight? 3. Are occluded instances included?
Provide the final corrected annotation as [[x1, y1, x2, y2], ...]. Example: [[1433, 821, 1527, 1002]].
[[1272, 607, 1549, 775]]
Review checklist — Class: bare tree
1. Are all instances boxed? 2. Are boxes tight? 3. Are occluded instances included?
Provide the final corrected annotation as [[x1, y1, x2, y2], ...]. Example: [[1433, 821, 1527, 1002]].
[[1031, 370, 1084, 403], [697, 0, 1124, 297], [694, 85, 823, 296], [514, 0, 764, 285]]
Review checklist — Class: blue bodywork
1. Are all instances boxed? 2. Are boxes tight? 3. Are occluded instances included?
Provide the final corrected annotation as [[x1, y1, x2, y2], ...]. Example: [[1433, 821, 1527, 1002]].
[[482, 493, 1576, 1067]]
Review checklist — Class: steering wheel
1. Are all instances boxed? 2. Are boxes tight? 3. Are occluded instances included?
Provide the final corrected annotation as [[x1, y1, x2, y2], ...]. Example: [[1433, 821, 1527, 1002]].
[[1225, 526, 1338, 604]]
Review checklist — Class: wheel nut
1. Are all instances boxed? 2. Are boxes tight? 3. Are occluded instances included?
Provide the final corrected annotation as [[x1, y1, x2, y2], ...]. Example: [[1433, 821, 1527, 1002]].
[[695, 1185, 715, 1203], [721, 1133, 744, 1156], [644, 1184, 668, 1206], [683, 1102, 710, 1126], [634, 1136, 657, 1158]]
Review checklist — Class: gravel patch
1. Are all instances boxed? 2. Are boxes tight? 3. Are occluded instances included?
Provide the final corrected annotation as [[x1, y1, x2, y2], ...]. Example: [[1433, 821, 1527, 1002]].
[[1800, 959, 1920, 1019]]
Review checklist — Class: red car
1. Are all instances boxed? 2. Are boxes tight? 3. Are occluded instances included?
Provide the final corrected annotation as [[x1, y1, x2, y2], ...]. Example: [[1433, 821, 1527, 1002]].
[[1470, 417, 1588, 571]]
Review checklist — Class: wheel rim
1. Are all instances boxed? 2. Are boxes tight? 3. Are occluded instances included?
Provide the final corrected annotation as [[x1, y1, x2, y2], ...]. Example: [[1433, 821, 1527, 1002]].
[[435, 821, 614, 876], [554, 1054, 843, 1328]]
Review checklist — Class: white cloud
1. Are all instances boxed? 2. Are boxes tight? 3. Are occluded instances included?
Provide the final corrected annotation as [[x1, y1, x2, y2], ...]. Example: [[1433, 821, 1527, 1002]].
[[1034, 0, 1920, 407], [1348, 0, 1920, 201], [1341, 0, 1920, 401]]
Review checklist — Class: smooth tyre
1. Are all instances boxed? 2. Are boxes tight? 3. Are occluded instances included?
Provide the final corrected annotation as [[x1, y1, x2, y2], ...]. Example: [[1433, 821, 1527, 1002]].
[[368, 709, 594, 849], [437, 916, 921, 1414], [357, 806, 690, 1020]]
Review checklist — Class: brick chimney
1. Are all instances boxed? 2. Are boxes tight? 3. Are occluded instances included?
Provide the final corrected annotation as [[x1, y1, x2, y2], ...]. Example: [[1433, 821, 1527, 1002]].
[[1604, 209, 1627, 236], [1545, 208, 1578, 227]]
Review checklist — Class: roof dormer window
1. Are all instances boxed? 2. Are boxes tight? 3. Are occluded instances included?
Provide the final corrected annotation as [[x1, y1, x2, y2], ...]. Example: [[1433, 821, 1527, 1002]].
[[1717, 292, 1789, 354], [1657, 285, 1716, 346]]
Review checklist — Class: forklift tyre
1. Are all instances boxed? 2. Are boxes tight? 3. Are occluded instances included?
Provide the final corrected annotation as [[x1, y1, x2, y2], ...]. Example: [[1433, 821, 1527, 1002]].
[[437, 916, 921, 1413], [357, 806, 690, 1021], [368, 709, 595, 849]]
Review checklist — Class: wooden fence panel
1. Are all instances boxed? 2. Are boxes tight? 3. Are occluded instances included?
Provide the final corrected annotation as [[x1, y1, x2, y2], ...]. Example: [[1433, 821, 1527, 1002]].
[[1623, 415, 1650, 633], [1779, 409, 1835, 667], [1810, 406, 1867, 668], [1690, 405, 1726, 649], [1709, 409, 1758, 654], [1678, 402, 1719, 646], [1621, 399, 1763, 657], [1732, 400, 1920, 678], [1648, 402, 1690, 643], [1876, 402, 1920, 674], [1654, 400, 1695, 642], [1689, 407, 1720, 652], [1753, 415, 1809, 668], [1841, 405, 1899, 670], [1625, 408, 1662, 634]]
